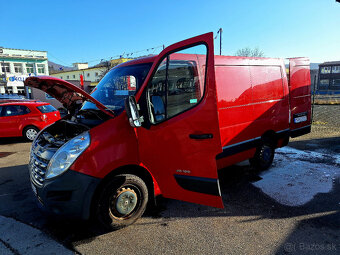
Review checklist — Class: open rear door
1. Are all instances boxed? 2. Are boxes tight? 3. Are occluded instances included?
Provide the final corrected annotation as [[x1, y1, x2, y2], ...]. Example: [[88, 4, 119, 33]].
[[288, 58, 312, 137], [136, 33, 224, 208]]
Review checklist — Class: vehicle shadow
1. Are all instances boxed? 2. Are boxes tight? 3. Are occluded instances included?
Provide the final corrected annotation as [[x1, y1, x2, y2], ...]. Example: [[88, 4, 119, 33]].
[[0, 137, 29, 145], [274, 181, 340, 254], [289, 136, 340, 154]]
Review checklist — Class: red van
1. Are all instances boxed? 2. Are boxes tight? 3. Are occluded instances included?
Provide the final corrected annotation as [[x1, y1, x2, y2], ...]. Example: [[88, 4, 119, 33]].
[[0, 100, 61, 141], [25, 33, 311, 230]]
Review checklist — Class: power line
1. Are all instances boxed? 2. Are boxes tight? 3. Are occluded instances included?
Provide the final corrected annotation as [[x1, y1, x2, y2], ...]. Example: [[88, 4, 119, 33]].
[[86, 45, 164, 64], [48, 52, 72, 66], [48, 44, 164, 67]]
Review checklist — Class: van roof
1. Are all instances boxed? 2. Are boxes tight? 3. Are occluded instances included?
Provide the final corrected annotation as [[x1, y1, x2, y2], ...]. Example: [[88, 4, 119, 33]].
[[116, 55, 157, 68], [214, 55, 285, 66], [116, 54, 285, 68]]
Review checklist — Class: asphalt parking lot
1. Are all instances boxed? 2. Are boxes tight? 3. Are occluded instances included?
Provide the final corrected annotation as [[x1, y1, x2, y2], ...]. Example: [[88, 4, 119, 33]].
[[0, 105, 339, 255]]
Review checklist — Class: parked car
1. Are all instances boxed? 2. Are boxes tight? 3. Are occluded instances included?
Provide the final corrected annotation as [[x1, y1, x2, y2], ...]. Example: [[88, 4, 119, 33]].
[[0, 100, 61, 141], [25, 32, 311, 230], [0, 94, 26, 100]]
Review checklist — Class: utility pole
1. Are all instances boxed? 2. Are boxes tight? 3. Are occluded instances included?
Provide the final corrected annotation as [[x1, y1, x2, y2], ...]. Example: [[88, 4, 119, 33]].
[[27, 58, 37, 99], [215, 28, 223, 55], [219, 28, 222, 55]]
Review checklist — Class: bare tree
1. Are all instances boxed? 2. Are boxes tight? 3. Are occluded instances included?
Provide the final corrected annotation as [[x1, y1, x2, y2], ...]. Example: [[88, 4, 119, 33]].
[[235, 47, 265, 57], [97, 61, 111, 80], [97, 60, 126, 81]]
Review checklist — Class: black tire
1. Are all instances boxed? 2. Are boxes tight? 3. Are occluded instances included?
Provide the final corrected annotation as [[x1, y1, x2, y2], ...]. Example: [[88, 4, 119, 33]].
[[95, 174, 148, 230], [23, 126, 39, 141], [250, 140, 275, 170]]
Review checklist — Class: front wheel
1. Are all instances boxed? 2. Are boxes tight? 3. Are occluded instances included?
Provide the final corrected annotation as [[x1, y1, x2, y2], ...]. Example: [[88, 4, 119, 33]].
[[23, 126, 39, 141], [249, 141, 275, 170], [96, 174, 148, 230]]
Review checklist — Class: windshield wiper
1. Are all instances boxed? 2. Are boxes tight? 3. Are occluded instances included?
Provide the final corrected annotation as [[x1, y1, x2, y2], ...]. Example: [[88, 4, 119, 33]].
[[104, 108, 115, 115], [80, 109, 105, 120]]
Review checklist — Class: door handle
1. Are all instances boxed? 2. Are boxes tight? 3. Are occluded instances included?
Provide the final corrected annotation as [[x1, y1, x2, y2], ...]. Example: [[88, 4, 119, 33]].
[[189, 133, 213, 139]]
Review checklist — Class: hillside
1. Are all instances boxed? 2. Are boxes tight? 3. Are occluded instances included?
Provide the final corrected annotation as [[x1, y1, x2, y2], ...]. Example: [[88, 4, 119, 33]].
[[48, 61, 74, 74]]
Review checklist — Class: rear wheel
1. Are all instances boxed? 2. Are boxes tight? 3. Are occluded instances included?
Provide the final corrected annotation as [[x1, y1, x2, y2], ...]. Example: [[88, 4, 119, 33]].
[[23, 126, 39, 141], [250, 139, 275, 170], [96, 174, 148, 230]]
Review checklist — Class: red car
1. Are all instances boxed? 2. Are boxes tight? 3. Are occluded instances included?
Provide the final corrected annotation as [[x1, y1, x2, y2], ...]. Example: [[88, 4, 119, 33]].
[[0, 100, 61, 141]]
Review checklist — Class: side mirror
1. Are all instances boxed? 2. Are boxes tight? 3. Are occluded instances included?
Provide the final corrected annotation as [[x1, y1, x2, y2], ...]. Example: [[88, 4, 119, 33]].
[[125, 96, 143, 127]]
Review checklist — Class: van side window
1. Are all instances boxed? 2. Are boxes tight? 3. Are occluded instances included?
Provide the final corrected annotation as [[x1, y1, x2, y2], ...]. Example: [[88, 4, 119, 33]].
[[147, 44, 207, 124]]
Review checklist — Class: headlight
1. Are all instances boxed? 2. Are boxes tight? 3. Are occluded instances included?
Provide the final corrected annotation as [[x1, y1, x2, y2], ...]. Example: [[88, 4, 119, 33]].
[[46, 132, 90, 179]]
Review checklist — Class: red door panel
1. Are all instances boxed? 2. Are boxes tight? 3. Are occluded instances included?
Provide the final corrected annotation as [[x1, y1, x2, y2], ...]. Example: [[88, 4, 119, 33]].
[[0, 116, 16, 137], [288, 58, 311, 132], [0, 106, 21, 137], [136, 33, 224, 208]]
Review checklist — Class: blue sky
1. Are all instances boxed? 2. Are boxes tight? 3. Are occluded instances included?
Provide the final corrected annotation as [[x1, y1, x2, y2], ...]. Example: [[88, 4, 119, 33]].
[[1, 0, 339, 66]]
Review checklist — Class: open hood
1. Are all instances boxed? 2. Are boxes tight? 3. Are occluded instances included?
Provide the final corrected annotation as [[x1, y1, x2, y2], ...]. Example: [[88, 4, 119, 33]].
[[24, 76, 114, 117]]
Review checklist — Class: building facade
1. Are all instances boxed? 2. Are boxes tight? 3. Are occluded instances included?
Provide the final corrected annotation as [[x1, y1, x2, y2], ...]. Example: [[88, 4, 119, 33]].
[[50, 58, 132, 90], [0, 47, 48, 94], [51, 65, 106, 91], [318, 61, 340, 92]]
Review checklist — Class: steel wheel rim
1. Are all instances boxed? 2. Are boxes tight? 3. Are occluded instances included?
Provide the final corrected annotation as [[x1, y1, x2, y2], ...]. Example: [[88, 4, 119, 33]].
[[26, 129, 37, 140], [109, 186, 140, 219]]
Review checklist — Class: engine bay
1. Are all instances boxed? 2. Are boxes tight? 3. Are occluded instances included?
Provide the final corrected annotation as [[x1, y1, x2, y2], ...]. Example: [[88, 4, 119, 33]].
[[37, 120, 89, 148], [35, 109, 111, 152]]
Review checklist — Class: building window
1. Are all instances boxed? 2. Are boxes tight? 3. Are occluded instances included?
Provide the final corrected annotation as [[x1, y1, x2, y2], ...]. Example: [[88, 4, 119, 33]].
[[73, 75, 75, 79], [66, 75, 69, 79], [319, 79, 329, 90], [87, 73, 90, 77], [332, 66, 340, 74], [1, 63, 10, 73], [95, 72, 98, 77], [320, 66, 331, 74], [26, 63, 34, 73], [332, 79, 340, 88], [14, 63, 23, 73], [37, 64, 45, 74]]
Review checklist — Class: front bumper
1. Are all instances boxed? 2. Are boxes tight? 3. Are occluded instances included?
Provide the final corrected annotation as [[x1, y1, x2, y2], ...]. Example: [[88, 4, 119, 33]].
[[30, 169, 101, 220]]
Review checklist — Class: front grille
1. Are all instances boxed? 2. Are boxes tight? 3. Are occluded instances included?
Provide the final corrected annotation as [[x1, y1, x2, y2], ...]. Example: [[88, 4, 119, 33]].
[[29, 133, 61, 187], [29, 152, 48, 186]]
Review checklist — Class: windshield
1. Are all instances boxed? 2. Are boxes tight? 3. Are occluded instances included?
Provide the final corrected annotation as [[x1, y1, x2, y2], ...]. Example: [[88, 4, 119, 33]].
[[82, 63, 152, 113]]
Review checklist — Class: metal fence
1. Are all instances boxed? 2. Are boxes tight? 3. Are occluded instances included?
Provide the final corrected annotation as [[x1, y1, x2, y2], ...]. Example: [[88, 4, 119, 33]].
[[312, 104, 340, 134]]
